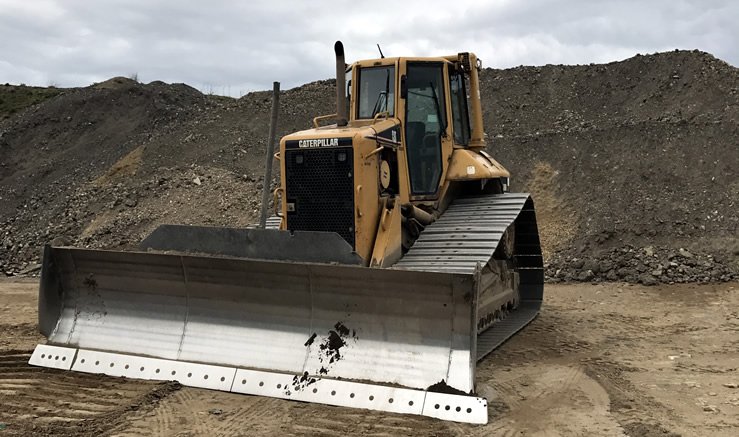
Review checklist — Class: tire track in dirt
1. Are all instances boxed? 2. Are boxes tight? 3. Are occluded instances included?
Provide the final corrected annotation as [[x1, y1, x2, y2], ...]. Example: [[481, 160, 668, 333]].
[[212, 397, 287, 436], [111, 388, 291, 437], [530, 365, 621, 435], [476, 311, 594, 370], [280, 402, 453, 437], [113, 388, 210, 436], [0, 349, 179, 436], [450, 364, 623, 436], [583, 359, 682, 437], [164, 388, 212, 436], [469, 301, 633, 436]]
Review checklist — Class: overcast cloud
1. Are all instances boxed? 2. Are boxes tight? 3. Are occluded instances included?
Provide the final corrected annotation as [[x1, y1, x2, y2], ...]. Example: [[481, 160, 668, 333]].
[[0, 0, 735, 95]]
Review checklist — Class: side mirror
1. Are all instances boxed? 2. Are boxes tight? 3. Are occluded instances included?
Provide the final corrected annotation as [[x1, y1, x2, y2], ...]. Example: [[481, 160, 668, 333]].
[[400, 75, 407, 99]]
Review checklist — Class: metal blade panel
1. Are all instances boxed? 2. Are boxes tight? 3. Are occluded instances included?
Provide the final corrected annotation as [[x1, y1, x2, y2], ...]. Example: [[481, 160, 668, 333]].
[[40, 247, 477, 393]]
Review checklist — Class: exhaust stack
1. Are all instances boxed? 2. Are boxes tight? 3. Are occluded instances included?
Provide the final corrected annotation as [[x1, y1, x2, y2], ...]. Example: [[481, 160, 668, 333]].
[[334, 41, 348, 126]]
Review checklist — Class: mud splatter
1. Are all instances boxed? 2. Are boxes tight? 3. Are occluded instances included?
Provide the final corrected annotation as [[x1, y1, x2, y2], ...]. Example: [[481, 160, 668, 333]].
[[291, 322, 358, 393], [427, 380, 470, 396], [304, 333, 317, 347], [319, 332, 345, 364], [80, 273, 106, 320], [83, 274, 97, 290], [318, 322, 357, 365], [334, 322, 349, 337], [289, 371, 318, 393]]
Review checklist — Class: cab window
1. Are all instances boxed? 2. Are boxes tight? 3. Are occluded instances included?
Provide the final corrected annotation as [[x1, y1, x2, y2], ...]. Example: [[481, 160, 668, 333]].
[[345, 67, 352, 119], [449, 67, 470, 146], [404, 63, 446, 195], [357, 66, 395, 119]]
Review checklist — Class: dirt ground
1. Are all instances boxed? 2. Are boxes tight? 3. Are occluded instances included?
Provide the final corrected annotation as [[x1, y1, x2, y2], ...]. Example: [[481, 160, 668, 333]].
[[1, 277, 737, 436]]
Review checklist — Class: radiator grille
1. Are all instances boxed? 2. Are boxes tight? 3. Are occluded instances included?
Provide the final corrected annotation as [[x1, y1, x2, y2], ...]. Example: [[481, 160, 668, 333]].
[[284, 147, 355, 248]]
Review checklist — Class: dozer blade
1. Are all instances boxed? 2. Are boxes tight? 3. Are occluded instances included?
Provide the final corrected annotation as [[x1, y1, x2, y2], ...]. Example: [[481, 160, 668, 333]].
[[31, 245, 488, 424]]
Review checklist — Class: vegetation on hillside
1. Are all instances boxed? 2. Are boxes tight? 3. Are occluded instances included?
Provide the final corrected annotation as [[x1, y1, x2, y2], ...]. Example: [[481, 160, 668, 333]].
[[0, 84, 63, 119]]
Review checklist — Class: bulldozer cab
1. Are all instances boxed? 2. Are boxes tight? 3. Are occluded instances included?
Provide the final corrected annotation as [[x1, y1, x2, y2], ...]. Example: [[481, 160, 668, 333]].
[[278, 47, 510, 265], [349, 55, 475, 200]]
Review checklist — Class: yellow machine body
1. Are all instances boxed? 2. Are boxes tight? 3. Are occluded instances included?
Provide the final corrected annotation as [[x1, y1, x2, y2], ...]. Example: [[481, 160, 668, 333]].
[[277, 52, 511, 267], [31, 42, 543, 425]]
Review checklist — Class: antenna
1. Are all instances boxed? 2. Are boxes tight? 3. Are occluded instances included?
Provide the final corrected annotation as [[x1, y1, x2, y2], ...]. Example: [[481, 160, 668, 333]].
[[377, 44, 385, 59]]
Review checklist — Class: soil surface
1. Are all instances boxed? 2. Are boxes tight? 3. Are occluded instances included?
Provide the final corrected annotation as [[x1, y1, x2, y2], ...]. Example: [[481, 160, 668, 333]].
[[2, 277, 737, 436]]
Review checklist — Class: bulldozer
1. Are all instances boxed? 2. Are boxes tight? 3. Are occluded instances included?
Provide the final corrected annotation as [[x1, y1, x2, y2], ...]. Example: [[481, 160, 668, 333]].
[[30, 42, 542, 424]]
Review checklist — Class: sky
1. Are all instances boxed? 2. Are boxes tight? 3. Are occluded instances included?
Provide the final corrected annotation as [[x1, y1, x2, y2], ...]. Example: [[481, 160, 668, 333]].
[[0, 0, 736, 96]]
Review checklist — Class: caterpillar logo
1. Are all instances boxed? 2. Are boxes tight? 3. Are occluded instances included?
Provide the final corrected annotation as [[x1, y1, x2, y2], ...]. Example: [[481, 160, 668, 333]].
[[298, 138, 339, 148], [286, 137, 352, 149]]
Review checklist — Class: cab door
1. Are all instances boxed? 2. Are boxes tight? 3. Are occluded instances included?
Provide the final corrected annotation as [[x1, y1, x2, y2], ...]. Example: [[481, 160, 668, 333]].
[[402, 62, 452, 199]]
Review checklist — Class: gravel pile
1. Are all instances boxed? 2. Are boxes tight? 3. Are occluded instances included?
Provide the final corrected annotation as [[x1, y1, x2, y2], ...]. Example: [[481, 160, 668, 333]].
[[547, 245, 739, 285], [485, 49, 739, 283], [1, 50, 737, 283], [1, 164, 262, 275]]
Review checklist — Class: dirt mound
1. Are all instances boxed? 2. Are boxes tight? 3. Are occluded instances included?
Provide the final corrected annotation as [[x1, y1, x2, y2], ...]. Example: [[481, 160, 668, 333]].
[[483, 49, 739, 283], [1, 51, 737, 283], [0, 77, 205, 212], [0, 79, 209, 273], [0, 79, 334, 274]]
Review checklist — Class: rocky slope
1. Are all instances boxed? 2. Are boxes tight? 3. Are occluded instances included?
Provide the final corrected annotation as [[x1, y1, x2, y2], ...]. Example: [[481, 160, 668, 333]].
[[1, 51, 737, 284], [482, 50, 739, 283]]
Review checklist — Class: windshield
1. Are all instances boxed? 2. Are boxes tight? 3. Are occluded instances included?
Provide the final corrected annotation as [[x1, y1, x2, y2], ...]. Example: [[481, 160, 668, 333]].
[[357, 66, 395, 118]]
